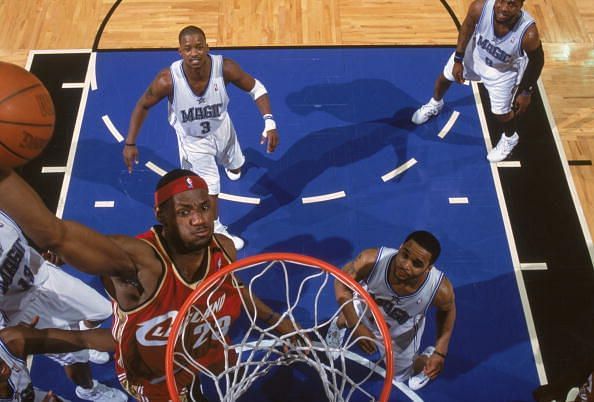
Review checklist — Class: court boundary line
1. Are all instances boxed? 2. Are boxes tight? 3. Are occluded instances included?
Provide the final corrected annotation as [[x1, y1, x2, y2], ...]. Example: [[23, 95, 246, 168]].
[[472, 81, 548, 384], [537, 80, 594, 263]]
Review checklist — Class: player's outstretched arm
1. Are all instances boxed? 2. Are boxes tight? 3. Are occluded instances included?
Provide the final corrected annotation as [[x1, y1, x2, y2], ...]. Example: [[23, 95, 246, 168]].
[[335, 249, 378, 354], [0, 325, 115, 358], [222, 58, 279, 153], [123, 68, 173, 173], [424, 276, 456, 379], [0, 168, 136, 277]]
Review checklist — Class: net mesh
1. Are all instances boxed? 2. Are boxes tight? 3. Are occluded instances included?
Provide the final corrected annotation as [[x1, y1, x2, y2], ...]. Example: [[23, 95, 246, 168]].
[[166, 254, 393, 402]]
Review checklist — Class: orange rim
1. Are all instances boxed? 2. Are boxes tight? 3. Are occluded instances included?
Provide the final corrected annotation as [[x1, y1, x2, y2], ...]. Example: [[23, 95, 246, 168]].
[[165, 252, 393, 402]]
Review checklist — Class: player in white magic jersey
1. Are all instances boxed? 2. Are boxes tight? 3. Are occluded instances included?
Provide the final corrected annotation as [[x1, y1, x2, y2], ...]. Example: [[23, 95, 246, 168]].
[[412, 0, 544, 163], [123, 25, 281, 251], [328, 231, 456, 389], [0, 211, 127, 402]]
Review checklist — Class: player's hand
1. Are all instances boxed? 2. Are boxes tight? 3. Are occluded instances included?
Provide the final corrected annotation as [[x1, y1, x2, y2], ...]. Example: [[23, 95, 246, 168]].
[[423, 353, 445, 379], [353, 324, 377, 354], [452, 63, 464, 84], [123, 144, 139, 173], [260, 129, 279, 153], [514, 92, 532, 116], [42, 250, 64, 266], [277, 316, 309, 352], [42, 390, 64, 402]]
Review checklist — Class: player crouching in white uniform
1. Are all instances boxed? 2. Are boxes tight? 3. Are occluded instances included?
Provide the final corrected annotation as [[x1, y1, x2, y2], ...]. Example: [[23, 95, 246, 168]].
[[411, 0, 544, 163], [0, 211, 127, 402], [327, 231, 456, 391]]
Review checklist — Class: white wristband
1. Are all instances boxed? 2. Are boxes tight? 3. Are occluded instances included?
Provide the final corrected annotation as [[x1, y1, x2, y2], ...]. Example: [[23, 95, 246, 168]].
[[262, 118, 276, 138], [249, 79, 268, 101]]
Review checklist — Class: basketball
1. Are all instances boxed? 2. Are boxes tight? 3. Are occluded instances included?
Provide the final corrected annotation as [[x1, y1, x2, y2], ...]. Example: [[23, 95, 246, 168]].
[[0, 61, 55, 168]]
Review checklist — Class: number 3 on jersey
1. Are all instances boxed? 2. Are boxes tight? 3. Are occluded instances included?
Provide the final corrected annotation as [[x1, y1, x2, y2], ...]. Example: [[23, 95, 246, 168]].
[[192, 315, 231, 349], [200, 121, 210, 134]]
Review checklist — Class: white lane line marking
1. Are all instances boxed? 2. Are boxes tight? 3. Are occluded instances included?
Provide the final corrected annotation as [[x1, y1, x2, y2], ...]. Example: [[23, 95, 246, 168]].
[[89, 51, 98, 91], [472, 81, 547, 384], [94, 201, 115, 208], [302, 191, 346, 204], [41, 166, 67, 173], [448, 197, 469, 204], [62, 82, 85, 89], [381, 158, 417, 182], [519, 262, 548, 271], [55, 53, 93, 219], [497, 161, 522, 168], [102, 115, 124, 142], [145, 161, 167, 176], [438, 111, 460, 139], [219, 193, 261, 205]]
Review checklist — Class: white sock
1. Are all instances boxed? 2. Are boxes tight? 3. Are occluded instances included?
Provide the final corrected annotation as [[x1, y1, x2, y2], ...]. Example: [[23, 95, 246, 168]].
[[430, 97, 443, 106]]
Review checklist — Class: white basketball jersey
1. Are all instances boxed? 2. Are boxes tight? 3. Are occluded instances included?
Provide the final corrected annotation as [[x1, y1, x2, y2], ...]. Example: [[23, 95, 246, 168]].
[[0, 211, 48, 298], [168, 55, 230, 150], [0, 325, 33, 402], [359, 247, 443, 352], [471, 0, 535, 81]]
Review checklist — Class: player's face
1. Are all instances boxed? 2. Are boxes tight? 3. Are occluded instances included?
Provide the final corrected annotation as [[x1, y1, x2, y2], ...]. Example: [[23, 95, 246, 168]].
[[392, 240, 433, 282], [494, 0, 523, 24], [179, 33, 209, 70], [164, 189, 214, 251]]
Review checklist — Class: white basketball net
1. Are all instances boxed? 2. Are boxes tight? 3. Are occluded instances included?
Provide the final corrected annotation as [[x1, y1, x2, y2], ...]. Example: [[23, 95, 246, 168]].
[[168, 257, 392, 402]]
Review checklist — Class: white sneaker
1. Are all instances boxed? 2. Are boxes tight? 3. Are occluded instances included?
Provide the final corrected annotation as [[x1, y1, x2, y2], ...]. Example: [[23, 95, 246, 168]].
[[325, 317, 346, 360], [225, 168, 242, 181], [214, 220, 245, 250], [487, 132, 519, 162], [75, 380, 128, 402], [411, 99, 444, 125], [407, 346, 435, 391], [88, 349, 110, 364]]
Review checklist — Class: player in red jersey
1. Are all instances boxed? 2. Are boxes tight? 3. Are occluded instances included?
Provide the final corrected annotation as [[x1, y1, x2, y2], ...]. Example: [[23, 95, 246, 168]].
[[0, 167, 297, 401]]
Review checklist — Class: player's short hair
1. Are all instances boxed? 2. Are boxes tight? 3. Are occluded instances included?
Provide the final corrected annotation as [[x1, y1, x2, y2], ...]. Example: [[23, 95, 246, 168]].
[[404, 231, 441, 266], [178, 25, 206, 44]]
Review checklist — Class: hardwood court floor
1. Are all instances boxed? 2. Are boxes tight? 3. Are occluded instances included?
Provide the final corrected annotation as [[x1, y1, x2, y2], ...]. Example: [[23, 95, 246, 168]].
[[1, 0, 592, 236]]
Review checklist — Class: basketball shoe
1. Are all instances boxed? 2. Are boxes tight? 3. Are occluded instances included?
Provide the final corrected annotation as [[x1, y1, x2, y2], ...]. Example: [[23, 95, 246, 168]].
[[487, 132, 519, 162], [325, 317, 346, 360], [407, 346, 435, 391], [411, 98, 444, 125], [214, 219, 245, 250], [225, 168, 242, 181], [75, 380, 128, 402]]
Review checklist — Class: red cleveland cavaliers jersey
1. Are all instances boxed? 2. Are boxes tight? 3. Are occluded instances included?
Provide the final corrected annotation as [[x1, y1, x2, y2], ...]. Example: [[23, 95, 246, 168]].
[[112, 227, 241, 401]]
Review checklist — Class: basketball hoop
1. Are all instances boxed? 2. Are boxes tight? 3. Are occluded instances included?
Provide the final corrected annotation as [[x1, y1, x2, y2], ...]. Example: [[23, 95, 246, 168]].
[[165, 253, 393, 402]]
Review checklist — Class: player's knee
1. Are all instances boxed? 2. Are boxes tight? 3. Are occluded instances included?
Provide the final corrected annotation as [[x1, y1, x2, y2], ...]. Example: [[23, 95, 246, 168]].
[[494, 112, 514, 123]]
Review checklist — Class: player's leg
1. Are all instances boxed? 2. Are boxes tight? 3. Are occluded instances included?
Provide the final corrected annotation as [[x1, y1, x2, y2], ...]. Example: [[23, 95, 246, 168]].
[[37, 264, 112, 365], [14, 267, 126, 401], [413, 50, 481, 125], [485, 79, 520, 162], [182, 151, 244, 250], [412, 53, 455, 124], [219, 120, 245, 182]]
